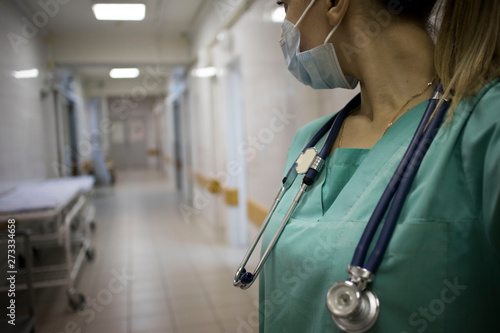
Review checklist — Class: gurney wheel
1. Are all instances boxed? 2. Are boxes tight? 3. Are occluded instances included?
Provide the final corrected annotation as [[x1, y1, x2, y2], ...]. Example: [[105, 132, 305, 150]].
[[67, 288, 86, 311], [85, 247, 96, 262]]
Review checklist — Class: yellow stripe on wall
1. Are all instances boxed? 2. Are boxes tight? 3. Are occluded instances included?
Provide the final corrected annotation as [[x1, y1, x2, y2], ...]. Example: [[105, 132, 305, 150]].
[[194, 172, 222, 194], [148, 149, 160, 156], [247, 199, 269, 227], [190, 172, 270, 227], [224, 188, 239, 206]]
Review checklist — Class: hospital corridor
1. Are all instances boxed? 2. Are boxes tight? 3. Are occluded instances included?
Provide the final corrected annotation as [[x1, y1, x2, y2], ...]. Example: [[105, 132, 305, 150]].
[[31, 169, 259, 333]]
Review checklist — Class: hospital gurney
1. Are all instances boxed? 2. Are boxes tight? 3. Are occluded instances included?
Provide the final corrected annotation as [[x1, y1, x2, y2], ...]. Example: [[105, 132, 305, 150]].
[[0, 176, 97, 310]]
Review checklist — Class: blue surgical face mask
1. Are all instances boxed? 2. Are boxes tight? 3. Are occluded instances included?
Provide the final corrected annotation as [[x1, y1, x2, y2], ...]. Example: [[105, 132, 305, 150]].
[[279, 0, 358, 90]]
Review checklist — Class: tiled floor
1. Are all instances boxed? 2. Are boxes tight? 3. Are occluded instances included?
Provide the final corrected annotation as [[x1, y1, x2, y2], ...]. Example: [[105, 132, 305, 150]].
[[34, 169, 259, 333]]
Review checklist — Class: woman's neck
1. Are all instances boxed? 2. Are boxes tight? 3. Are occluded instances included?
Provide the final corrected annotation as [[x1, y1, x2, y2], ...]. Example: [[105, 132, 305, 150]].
[[345, 21, 437, 124]]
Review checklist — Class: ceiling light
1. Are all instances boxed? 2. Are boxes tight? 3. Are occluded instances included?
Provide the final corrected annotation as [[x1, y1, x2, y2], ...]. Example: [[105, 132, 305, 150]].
[[12, 68, 39, 79], [110, 68, 140, 79], [271, 7, 286, 23], [191, 67, 218, 78], [92, 4, 146, 21]]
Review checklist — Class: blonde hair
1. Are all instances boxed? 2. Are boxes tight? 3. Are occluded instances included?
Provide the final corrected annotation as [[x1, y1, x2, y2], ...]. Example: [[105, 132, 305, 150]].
[[435, 0, 500, 118]]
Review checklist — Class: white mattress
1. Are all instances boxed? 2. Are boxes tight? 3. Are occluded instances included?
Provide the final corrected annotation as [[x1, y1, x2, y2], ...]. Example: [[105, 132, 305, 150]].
[[0, 176, 95, 215]]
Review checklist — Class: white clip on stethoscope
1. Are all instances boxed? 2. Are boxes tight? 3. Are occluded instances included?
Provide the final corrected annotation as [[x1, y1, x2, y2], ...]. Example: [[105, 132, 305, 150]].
[[233, 84, 450, 332]]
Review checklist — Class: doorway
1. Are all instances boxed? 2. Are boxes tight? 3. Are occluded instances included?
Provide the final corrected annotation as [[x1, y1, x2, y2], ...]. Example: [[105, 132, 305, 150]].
[[226, 58, 248, 246]]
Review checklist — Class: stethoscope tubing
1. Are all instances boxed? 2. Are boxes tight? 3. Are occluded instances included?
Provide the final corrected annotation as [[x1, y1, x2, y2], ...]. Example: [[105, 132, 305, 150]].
[[284, 118, 333, 180], [233, 185, 285, 289], [351, 85, 449, 272], [233, 85, 449, 290], [326, 86, 449, 333], [350, 98, 436, 268], [364, 95, 449, 273], [245, 183, 308, 283], [234, 95, 360, 288], [305, 95, 361, 184]]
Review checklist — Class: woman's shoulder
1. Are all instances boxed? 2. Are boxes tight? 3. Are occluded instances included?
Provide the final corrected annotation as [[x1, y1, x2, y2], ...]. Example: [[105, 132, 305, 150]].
[[282, 113, 337, 177], [459, 79, 500, 256], [477, 78, 500, 100], [290, 113, 335, 149], [459, 79, 500, 150], [462, 79, 500, 121]]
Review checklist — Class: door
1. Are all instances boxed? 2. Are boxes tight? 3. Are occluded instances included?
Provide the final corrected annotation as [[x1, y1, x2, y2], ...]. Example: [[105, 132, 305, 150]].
[[226, 58, 248, 246], [53, 89, 79, 177], [109, 117, 148, 169], [173, 100, 183, 191]]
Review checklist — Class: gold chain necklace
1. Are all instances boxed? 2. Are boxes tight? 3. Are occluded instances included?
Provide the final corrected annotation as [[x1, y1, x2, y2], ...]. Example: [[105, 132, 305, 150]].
[[338, 75, 438, 148]]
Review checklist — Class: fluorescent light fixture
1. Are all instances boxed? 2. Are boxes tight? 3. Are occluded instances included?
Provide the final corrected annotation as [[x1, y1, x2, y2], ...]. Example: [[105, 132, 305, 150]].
[[12, 68, 39, 79], [191, 67, 218, 78], [110, 68, 140, 79], [271, 7, 286, 23], [216, 32, 226, 42], [92, 4, 146, 21]]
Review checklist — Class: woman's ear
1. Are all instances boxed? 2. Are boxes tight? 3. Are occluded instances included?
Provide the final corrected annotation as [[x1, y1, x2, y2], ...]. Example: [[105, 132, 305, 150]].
[[326, 0, 350, 27]]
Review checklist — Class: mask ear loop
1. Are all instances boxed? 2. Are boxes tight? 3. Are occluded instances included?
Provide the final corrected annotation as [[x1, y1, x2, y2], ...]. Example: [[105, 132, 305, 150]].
[[324, 13, 345, 44], [295, 0, 317, 27], [322, 9, 355, 89]]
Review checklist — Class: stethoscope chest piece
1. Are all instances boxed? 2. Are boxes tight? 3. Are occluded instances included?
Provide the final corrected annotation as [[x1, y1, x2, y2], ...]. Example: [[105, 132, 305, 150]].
[[326, 281, 380, 333]]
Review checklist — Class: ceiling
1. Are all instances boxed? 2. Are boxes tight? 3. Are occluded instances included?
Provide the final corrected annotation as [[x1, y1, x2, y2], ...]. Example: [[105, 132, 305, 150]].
[[22, 0, 206, 36], [16, 0, 207, 94]]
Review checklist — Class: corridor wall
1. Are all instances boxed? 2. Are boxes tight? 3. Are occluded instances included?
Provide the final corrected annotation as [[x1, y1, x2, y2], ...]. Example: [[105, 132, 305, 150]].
[[0, 1, 56, 193], [179, 0, 359, 244]]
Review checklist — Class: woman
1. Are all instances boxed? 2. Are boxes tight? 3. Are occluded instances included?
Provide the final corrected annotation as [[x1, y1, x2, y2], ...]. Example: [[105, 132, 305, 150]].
[[257, 0, 500, 332]]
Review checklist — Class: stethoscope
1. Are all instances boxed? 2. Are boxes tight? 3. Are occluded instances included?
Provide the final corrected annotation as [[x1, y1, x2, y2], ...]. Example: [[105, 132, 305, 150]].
[[233, 84, 450, 332]]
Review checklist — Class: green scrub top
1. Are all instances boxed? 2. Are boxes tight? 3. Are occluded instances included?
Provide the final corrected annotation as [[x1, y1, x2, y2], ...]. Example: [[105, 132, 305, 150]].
[[259, 80, 500, 333]]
